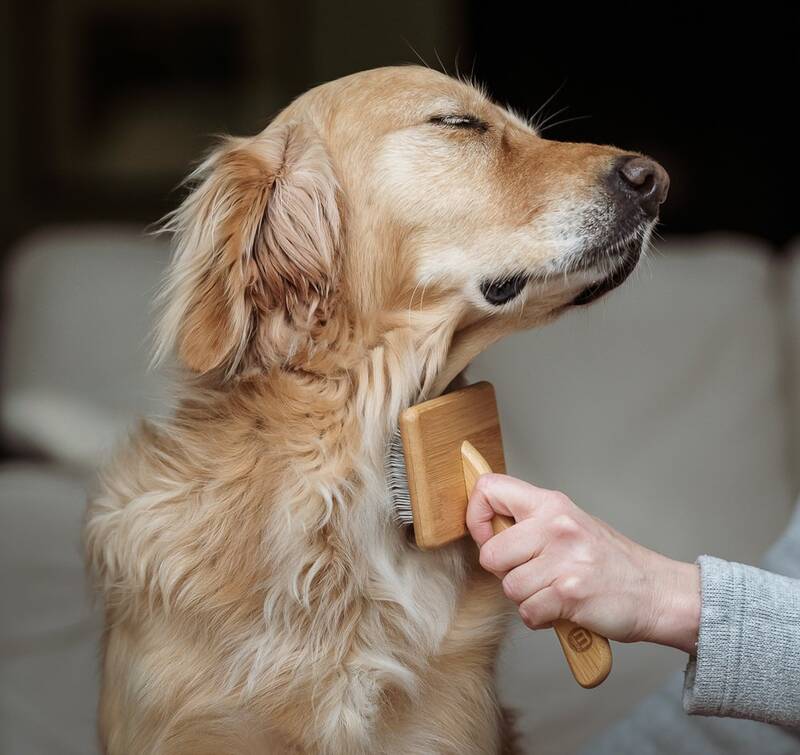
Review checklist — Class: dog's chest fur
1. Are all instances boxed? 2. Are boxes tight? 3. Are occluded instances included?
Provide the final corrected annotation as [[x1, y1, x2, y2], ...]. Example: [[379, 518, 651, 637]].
[[87, 374, 512, 753]]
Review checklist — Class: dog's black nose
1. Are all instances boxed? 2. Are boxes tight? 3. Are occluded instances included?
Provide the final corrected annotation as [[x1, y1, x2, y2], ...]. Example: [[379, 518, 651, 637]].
[[613, 156, 670, 218]]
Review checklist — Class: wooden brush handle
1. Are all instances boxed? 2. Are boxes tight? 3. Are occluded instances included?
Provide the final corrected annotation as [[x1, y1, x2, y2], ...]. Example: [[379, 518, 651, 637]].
[[461, 441, 612, 689]]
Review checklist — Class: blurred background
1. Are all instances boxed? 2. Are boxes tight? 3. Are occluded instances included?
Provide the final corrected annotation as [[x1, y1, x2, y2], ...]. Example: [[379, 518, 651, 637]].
[[1, 2, 795, 253], [0, 2, 797, 754]]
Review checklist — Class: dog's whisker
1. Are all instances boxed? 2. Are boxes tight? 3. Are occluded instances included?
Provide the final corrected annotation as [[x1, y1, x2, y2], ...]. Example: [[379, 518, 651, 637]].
[[453, 48, 462, 81], [402, 38, 432, 70], [538, 114, 593, 134], [535, 104, 570, 133], [433, 47, 448, 76], [530, 78, 568, 132]]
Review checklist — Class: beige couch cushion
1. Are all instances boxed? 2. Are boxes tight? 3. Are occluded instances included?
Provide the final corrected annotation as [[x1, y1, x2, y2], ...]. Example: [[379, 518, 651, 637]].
[[0, 463, 101, 755], [1, 226, 170, 469]]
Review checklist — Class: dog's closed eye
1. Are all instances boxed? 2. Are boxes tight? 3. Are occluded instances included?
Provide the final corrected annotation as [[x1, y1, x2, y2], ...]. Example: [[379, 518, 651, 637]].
[[428, 114, 489, 133]]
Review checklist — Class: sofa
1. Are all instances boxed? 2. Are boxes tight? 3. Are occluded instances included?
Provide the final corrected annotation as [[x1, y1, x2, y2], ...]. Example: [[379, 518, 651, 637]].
[[2, 227, 798, 754]]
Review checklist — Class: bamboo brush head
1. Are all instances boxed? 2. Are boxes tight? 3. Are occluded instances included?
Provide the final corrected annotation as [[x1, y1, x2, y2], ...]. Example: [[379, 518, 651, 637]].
[[394, 381, 506, 549]]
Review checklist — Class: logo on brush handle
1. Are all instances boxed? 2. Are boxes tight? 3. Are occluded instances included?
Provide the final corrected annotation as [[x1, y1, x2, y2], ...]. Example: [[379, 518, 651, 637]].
[[567, 627, 594, 653]]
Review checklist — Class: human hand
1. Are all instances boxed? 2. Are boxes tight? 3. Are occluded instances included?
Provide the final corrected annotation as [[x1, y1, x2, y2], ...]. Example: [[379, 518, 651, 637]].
[[466, 474, 700, 653]]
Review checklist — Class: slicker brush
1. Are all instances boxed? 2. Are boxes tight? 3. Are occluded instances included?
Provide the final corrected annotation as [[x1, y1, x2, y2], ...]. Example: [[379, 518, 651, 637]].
[[385, 381, 612, 689]]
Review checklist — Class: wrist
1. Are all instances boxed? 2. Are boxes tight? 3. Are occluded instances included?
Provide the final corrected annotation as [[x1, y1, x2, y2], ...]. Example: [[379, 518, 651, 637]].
[[643, 555, 700, 654]]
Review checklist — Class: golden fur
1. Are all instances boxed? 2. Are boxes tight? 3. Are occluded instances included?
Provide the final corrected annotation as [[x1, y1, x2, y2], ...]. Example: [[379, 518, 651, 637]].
[[86, 66, 652, 754]]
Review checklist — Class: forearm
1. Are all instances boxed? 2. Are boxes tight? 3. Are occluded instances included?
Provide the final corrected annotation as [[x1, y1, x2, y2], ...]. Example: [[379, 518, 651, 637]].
[[683, 555, 800, 728]]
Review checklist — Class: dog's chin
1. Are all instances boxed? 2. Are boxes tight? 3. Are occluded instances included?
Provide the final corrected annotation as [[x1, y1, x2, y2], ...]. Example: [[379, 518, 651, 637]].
[[570, 235, 644, 306], [478, 222, 651, 310]]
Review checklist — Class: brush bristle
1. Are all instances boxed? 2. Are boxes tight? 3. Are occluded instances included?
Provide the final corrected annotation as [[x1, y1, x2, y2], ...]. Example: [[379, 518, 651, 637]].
[[386, 428, 414, 526]]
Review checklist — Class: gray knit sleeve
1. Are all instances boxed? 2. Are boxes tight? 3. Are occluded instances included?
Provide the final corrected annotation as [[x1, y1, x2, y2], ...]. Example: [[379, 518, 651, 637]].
[[682, 554, 800, 728]]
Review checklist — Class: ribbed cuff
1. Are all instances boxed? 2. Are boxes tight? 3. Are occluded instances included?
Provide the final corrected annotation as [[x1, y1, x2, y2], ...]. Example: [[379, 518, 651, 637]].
[[682, 554, 800, 727], [682, 555, 736, 717]]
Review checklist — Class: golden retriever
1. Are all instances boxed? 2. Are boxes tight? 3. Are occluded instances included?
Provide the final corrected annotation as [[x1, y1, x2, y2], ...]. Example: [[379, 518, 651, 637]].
[[85, 65, 668, 754]]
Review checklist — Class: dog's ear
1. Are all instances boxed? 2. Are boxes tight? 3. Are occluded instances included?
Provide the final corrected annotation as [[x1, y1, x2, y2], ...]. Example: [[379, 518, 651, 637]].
[[156, 123, 340, 375]]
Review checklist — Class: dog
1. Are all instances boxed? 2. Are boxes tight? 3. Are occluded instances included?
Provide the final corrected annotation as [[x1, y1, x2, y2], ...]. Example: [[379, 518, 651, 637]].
[[85, 65, 667, 754]]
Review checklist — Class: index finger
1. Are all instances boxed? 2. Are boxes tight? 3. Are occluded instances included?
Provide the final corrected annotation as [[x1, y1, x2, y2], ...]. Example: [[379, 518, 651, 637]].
[[465, 473, 554, 547]]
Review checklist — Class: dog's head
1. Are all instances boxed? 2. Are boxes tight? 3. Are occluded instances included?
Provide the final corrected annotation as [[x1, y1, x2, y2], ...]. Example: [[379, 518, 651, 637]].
[[158, 66, 667, 391]]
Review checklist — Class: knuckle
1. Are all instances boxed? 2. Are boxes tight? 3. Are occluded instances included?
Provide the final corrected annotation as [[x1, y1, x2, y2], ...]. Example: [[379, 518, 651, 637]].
[[572, 542, 595, 565], [550, 513, 580, 540], [554, 575, 584, 603]]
